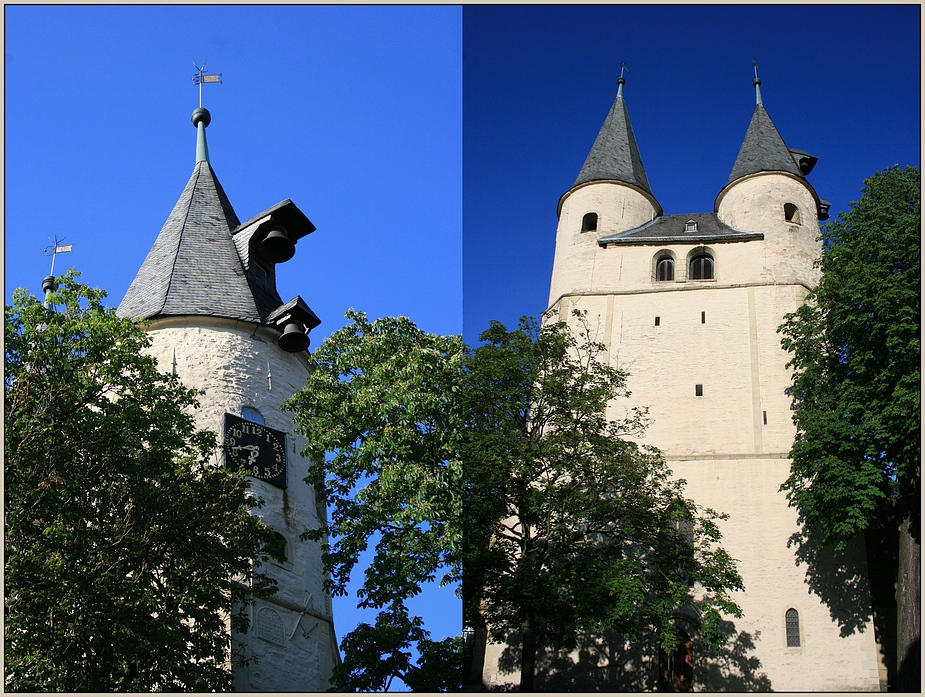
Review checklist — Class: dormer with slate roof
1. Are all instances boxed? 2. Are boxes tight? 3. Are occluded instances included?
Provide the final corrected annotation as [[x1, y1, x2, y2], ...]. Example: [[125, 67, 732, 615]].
[[117, 108, 320, 352]]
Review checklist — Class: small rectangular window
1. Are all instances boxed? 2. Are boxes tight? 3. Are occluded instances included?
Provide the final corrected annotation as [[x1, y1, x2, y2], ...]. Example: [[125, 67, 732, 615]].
[[763, 411, 768, 425], [655, 316, 660, 326], [695, 384, 703, 397], [701, 311, 706, 324]]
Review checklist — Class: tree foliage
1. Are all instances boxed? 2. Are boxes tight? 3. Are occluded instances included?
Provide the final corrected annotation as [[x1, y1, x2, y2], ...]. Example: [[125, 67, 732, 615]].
[[462, 313, 743, 689], [779, 165, 920, 547], [284, 310, 462, 691], [4, 272, 281, 692], [778, 165, 920, 688]]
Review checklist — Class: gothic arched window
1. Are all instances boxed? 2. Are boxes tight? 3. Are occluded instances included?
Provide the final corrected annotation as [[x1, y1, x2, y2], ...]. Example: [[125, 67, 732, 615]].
[[656, 257, 675, 281], [689, 255, 714, 280], [581, 212, 599, 232], [785, 608, 801, 647]]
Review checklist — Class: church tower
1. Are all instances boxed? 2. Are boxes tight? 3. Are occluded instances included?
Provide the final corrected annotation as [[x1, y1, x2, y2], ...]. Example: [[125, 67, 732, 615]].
[[117, 107, 338, 690], [495, 75, 883, 691]]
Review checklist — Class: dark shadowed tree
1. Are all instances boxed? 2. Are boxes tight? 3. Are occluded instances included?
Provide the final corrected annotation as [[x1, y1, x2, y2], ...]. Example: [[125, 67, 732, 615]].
[[778, 165, 920, 690], [462, 313, 744, 691], [284, 311, 462, 691], [4, 272, 280, 692]]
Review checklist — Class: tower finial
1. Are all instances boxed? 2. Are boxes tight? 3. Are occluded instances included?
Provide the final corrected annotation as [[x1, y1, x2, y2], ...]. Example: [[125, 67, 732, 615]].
[[42, 236, 72, 308], [752, 58, 763, 106], [191, 62, 222, 164], [617, 60, 629, 98]]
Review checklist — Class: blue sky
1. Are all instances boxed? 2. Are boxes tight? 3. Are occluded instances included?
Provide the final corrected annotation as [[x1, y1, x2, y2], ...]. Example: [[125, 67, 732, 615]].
[[4, 4, 461, 680], [463, 4, 921, 342]]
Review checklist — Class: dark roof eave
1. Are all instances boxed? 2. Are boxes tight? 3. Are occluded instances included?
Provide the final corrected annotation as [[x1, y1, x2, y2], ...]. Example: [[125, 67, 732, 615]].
[[557, 179, 663, 219], [599, 232, 764, 247]]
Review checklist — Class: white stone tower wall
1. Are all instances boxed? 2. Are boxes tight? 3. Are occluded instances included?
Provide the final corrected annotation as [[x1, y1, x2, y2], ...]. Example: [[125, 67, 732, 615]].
[[525, 167, 883, 690], [143, 317, 338, 691], [717, 173, 822, 288], [550, 183, 658, 304]]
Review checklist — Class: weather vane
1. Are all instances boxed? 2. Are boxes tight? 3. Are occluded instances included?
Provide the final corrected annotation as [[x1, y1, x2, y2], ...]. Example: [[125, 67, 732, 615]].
[[192, 61, 222, 108], [43, 234, 72, 278], [753, 58, 759, 80], [619, 60, 630, 79]]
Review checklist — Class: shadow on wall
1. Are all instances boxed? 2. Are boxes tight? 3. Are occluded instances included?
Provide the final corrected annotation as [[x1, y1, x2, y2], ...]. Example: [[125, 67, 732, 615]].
[[489, 623, 771, 692], [788, 531, 874, 638]]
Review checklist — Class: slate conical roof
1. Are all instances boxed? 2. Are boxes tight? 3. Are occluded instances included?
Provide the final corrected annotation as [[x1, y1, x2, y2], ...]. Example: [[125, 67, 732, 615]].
[[117, 159, 275, 322], [572, 78, 655, 195], [726, 80, 803, 185]]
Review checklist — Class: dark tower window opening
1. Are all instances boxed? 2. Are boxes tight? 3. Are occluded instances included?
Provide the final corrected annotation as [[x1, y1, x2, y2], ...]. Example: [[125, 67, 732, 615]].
[[785, 608, 801, 647], [784, 203, 801, 224], [656, 257, 675, 281], [763, 410, 768, 425], [658, 627, 694, 692], [701, 311, 706, 324], [689, 255, 714, 280], [655, 316, 661, 326], [695, 384, 703, 397], [269, 531, 289, 564], [581, 212, 599, 232]]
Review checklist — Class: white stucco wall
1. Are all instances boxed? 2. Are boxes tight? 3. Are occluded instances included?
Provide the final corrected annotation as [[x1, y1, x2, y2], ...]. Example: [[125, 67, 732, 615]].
[[482, 174, 882, 691], [143, 317, 337, 691]]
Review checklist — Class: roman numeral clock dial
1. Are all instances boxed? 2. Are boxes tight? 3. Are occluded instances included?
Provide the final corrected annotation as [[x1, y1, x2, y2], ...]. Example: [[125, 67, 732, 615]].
[[223, 413, 287, 489]]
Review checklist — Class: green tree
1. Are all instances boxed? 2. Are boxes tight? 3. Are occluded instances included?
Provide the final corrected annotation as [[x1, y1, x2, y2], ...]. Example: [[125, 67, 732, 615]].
[[4, 272, 281, 692], [778, 165, 920, 689], [462, 313, 744, 691], [284, 311, 462, 691]]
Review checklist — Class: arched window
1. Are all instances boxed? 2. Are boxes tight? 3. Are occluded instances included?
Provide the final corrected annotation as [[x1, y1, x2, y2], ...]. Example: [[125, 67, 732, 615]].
[[581, 212, 598, 232], [689, 255, 714, 280], [656, 257, 675, 281], [242, 406, 265, 425], [784, 203, 801, 224], [785, 608, 801, 647]]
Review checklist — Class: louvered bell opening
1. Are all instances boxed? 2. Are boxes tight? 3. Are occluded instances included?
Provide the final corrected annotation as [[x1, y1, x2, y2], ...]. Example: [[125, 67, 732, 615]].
[[259, 224, 295, 263], [278, 320, 309, 353]]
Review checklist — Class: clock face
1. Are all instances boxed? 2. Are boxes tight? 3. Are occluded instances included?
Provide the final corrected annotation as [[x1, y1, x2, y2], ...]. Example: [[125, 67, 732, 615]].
[[223, 413, 287, 489]]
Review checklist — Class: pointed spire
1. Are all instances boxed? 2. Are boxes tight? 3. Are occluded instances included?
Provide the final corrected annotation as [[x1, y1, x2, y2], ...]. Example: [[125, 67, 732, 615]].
[[192, 108, 211, 164], [568, 72, 659, 211], [725, 76, 803, 185]]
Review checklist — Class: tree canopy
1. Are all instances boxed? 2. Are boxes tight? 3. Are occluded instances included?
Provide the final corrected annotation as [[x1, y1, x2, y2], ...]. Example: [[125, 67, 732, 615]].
[[4, 272, 281, 691], [284, 310, 462, 691], [778, 165, 920, 688], [462, 313, 744, 690]]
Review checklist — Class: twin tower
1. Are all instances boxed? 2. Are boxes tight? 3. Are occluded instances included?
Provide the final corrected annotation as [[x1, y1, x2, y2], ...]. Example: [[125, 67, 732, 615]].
[[488, 78, 882, 690]]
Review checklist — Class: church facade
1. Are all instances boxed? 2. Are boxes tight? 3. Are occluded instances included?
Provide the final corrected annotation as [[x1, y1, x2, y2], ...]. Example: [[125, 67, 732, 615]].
[[479, 77, 884, 691], [117, 108, 337, 690]]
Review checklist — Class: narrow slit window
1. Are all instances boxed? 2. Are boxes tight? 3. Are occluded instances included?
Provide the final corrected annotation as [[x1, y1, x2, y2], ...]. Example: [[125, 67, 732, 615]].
[[655, 316, 660, 327], [785, 608, 801, 647], [695, 384, 703, 397], [763, 411, 768, 425], [701, 311, 706, 324], [581, 212, 598, 232]]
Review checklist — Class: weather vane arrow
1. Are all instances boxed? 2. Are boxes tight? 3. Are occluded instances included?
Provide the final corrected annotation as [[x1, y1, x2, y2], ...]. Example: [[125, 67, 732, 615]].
[[192, 61, 222, 108], [44, 235, 73, 277]]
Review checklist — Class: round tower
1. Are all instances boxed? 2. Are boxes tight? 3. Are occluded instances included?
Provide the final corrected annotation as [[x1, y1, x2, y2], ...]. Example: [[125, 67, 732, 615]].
[[117, 109, 337, 690], [549, 77, 662, 306], [714, 77, 828, 289]]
